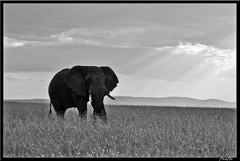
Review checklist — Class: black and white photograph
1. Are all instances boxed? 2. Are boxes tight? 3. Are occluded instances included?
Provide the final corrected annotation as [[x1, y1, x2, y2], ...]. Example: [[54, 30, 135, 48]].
[[3, 3, 236, 157]]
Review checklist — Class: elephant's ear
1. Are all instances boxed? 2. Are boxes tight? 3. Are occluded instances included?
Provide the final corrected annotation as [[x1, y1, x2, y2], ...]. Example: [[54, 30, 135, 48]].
[[64, 66, 88, 96], [100, 66, 119, 92]]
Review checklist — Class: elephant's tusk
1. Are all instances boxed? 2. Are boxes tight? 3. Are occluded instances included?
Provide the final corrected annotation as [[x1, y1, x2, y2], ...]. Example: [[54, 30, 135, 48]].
[[107, 93, 115, 100], [89, 94, 92, 102]]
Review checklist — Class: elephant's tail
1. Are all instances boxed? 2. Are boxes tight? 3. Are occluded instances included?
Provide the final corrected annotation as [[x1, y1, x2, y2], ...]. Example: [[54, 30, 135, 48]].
[[49, 101, 52, 115]]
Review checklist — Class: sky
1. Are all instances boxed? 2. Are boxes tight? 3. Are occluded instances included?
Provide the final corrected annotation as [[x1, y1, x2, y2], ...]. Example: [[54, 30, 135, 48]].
[[3, 4, 236, 102]]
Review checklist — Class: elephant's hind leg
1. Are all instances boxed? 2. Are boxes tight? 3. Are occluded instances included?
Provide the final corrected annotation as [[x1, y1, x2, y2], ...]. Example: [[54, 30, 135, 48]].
[[52, 102, 66, 119], [56, 109, 66, 119]]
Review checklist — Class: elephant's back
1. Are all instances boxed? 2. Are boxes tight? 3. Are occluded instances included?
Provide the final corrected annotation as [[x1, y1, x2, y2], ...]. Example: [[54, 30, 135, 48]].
[[49, 68, 70, 86], [56, 68, 70, 77], [48, 68, 71, 98]]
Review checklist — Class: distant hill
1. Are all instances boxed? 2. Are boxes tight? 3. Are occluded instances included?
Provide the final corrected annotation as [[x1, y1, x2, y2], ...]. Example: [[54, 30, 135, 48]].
[[105, 96, 236, 108], [4, 96, 236, 108], [4, 99, 50, 104]]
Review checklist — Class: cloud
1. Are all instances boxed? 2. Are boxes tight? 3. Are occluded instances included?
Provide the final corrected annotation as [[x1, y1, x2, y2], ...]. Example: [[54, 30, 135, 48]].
[[4, 36, 54, 49], [4, 73, 48, 82], [173, 42, 233, 57], [173, 42, 208, 55], [172, 42, 236, 80], [118, 42, 236, 82], [4, 16, 236, 51], [49, 26, 147, 48], [4, 37, 25, 48], [4, 34, 236, 83], [173, 42, 236, 79], [4, 74, 22, 81], [4, 26, 146, 49], [4, 4, 235, 50]]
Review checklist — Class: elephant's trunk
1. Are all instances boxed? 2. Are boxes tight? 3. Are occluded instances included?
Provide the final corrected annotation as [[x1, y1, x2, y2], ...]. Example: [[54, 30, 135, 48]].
[[90, 87, 109, 125]]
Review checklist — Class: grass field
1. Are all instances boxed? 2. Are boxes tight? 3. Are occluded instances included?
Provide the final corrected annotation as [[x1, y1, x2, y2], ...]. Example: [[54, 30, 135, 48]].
[[3, 101, 236, 157]]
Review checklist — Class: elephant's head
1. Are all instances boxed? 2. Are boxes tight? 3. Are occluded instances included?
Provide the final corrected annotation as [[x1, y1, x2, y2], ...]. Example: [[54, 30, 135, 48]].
[[64, 66, 119, 122]]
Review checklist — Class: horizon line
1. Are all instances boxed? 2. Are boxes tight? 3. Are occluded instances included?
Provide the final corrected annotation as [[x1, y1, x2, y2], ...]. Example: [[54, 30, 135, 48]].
[[3, 95, 236, 103]]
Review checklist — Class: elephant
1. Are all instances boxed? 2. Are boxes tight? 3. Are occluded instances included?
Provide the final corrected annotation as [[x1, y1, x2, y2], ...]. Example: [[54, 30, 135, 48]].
[[48, 65, 119, 124]]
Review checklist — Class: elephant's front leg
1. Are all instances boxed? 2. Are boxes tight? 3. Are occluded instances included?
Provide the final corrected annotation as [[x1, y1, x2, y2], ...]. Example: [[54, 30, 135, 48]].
[[76, 97, 88, 121], [100, 109, 107, 124]]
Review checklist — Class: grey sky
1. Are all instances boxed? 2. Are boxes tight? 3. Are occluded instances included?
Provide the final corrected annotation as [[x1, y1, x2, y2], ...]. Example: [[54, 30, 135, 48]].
[[4, 4, 235, 49], [4, 4, 236, 101]]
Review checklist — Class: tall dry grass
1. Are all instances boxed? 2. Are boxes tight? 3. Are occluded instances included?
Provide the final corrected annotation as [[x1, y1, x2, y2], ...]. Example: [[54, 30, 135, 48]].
[[3, 101, 236, 157]]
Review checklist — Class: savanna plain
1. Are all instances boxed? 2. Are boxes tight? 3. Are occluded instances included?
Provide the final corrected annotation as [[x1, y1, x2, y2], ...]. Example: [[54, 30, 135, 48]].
[[3, 100, 236, 157]]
